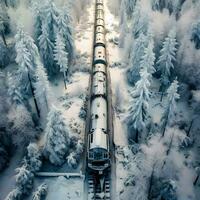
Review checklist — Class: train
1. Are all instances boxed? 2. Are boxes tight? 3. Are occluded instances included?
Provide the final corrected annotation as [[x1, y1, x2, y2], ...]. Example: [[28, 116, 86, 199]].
[[87, 0, 110, 174]]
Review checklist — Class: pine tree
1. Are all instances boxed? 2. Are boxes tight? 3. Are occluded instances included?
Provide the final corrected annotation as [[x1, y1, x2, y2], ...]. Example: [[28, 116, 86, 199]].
[[57, 6, 75, 62], [127, 33, 148, 85], [15, 28, 40, 116], [15, 164, 34, 195], [27, 143, 42, 172], [157, 29, 177, 101], [7, 73, 24, 106], [131, 2, 149, 38], [38, 22, 57, 76], [34, 64, 51, 118], [127, 68, 151, 143], [67, 152, 77, 168], [43, 0, 58, 43], [140, 42, 156, 75], [0, 13, 7, 46], [161, 79, 180, 137], [32, 2, 43, 43], [124, 0, 137, 19], [43, 107, 70, 166], [32, 183, 48, 200], [5, 188, 22, 200], [6, 0, 19, 8], [54, 33, 69, 89], [191, 18, 200, 49]]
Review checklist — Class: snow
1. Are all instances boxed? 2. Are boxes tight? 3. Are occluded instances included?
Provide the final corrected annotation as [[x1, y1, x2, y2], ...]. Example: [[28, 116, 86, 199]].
[[45, 176, 84, 200]]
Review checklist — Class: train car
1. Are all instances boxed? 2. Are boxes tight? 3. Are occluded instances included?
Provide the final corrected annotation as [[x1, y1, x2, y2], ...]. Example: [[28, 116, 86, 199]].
[[94, 46, 107, 64], [96, 25, 104, 34], [96, 10, 104, 20], [96, 4, 104, 11], [96, 18, 104, 27], [90, 97, 107, 133], [92, 72, 107, 98], [88, 129, 109, 172], [95, 32, 106, 47], [96, 0, 104, 5], [93, 63, 106, 74]]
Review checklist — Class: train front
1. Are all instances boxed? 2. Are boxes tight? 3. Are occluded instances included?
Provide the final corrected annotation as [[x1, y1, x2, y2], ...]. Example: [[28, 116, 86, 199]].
[[88, 129, 110, 174]]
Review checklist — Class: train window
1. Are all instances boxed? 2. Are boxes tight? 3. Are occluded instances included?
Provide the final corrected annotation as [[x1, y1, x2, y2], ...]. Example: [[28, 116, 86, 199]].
[[91, 134, 93, 143]]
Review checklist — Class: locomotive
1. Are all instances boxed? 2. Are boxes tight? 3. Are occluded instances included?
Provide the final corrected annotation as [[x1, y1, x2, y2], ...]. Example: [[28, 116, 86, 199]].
[[87, 0, 110, 174]]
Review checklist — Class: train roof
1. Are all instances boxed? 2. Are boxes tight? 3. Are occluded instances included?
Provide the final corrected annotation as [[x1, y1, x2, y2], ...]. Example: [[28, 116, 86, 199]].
[[90, 129, 107, 150]]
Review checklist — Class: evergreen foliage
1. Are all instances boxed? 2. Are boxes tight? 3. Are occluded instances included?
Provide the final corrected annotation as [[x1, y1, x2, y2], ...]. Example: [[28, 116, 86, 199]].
[[32, 183, 48, 200], [160, 79, 180, 136], [43, 107, 70, 166], [27, 143, 42, 172], [127, 67, 151, 142]]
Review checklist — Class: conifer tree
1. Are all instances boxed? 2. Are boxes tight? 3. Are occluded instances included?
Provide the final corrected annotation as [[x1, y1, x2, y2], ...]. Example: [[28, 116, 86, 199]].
[[127, 68, 151, 143], [191, 18, 200, 49], [43, 107, 70, 166], [32, 183, 48, 200], [161, 79, 180, 137], [34, 64, 51, 119], [38, 22, 57, 76], [127, 33, 148, 85], [140, 42, 156, 75], [57, 6, 75, 62], [15, 164, 34, 195], [157, 29, 177, 101], [7, 73, 24, 106], [54, 33, 69, 89], [15, 28, 40, 116], [27, 143, 42, 172]]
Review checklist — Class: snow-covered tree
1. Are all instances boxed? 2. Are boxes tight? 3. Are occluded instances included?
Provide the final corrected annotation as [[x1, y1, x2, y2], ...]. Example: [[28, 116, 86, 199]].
[[15, 28, 40, 116], [127, 33, 148, 85], [191, 18, 200, 49], [54, 33, 69, 89], [67, 152, 77, 168], [161, 79, 180, 137], [32, 2, 43, 43], [140, 42, 156, 75], [27, 143, 42, 172], [131, 3, 149, 39], [34, 64, 51, 118], [57, 6, 75, 62], [124, 0, 137, 19], [157, 29, 177, 100], [43, 0, 58, 43], [15, 164, 34, 195], [7, 73, 24, 106], [0, 11, 7, 46], [150, 178, 177, 200], [43, 107, 70, 166], [127, 68, 151, 142], [6, 0, 19, 8], [8, 104, 37, 146], [32, 183, 48, 200], [5, 188, 22, 200], [38, 22, 57, 76], [75, 139, 84, 156], [0, 144, 9, 171]]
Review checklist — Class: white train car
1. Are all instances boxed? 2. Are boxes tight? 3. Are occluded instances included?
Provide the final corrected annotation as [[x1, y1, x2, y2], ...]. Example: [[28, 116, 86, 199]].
[[92, 72, 107, 98]]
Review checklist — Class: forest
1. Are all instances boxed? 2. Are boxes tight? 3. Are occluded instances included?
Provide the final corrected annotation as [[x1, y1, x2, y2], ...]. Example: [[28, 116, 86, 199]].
[[0, 0, 200, 199]]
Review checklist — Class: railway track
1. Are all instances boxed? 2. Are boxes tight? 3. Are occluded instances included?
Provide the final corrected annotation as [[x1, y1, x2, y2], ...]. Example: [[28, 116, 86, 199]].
[[88, 173, 111, 200], [84, 0, 114, 199]]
